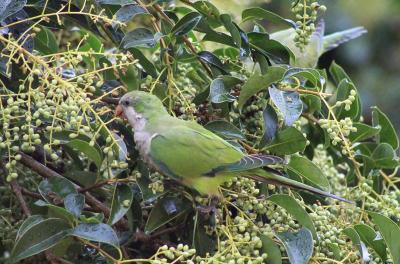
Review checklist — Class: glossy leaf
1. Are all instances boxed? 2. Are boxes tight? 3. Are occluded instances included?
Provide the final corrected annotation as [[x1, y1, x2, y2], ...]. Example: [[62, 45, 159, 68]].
[[354, 224, 387, 262], [242, 7, 296, 28], [238, 66, 286, 110], [269, 86, 303, 126], [269, 194, 317, 239], [16, 215, 44, 241], [264, 127, 307, 155], [220, 14, 241, 47], [121, 28, 155, 49], [0, 0, 26, 22], [114, 4, 148, 24], [38, 176, 77, 202], [205, 120, 244, 140], [260, 235, 282, 264], [33, 26, 58, 55], [343, 227, 371, 263], [349, 123, 381, 142], [10, 218, 71, 263], [108, 183, 133, 225], [34, 200, 76, 224], [171, 12, 202, 36], [277, 228, 313, 264], [334, 79, 361, 121], [369, 212, 400, 264], [192, 1, 221, 28], [67, 139, 103, 168], [372, 106, 399, 150], [71, 223, 119, 248], [287, 155, 330, 190], [371, 143, 399, 169], [145, 196, 192, 233], [209, 78, 236, 103], [64, 193, 85, 218], [197, 51, 227, 73], [248, 32, 293, 64], [129, 48, 158, 78], [260, 104, 278, 146]]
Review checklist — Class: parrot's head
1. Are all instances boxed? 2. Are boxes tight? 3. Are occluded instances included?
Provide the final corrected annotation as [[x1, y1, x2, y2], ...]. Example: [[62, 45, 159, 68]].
[[115, 91, 168, 130]]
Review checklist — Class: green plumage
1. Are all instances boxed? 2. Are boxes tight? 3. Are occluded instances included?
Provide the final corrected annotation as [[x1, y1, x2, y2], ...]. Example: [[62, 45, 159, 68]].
[[117, 91, 349, 202]]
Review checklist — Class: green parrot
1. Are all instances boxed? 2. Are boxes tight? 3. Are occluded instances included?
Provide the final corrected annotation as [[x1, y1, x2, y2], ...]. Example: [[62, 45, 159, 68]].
[[270, 19, 367, 68], [115, 91, 348, 202]]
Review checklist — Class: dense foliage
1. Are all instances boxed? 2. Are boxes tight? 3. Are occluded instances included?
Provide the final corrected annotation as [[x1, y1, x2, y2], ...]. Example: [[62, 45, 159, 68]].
[[0, 0, 399, 263]]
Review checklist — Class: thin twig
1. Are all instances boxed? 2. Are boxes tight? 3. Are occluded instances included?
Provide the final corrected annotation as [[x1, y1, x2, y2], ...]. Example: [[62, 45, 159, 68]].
[[10, 181, 31, 216]]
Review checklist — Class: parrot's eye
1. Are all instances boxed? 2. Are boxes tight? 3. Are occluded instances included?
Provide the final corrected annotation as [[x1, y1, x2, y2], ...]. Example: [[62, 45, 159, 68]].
[[122, 100, 130, 106]]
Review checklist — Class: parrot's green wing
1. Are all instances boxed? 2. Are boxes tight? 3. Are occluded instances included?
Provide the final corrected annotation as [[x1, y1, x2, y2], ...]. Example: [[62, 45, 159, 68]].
[[323, 26, 367, 54], [149, 124, 244, 179]]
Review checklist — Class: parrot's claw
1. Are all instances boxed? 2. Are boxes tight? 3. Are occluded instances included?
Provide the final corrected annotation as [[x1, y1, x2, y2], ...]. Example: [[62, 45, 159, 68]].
[[196, 204, 216, 220]]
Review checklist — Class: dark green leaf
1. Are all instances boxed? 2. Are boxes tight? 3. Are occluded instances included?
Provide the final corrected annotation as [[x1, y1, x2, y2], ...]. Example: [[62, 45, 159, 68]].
[[329, 61, 351, 85], [260, 104, 278, 146], [372, 106, 399, 150], [71, 223, 119, 248], [171, 12, 202, 36], [64, 193, 85, 218], [260, 235, 282, 264], [67, 139, 103, 168], [283, 67, 320, 86], [242, 7, 296, 28], [129, 48, 158, 78], [209, 78, 236, 103], [343, 227, 371, 263], [33, 26, 58, 55], [264, 127, 307, 155], [108, 183, 133, 225], [96, 0, 134, 5], [369, 212, 400, 264], [205, 120, 244, 140], [145, 196, 192, 233], [371, 143, 399, 169], [0, 0, 26, 22], [349, 123, 381, 142], [269, 194, 317, 239], [38, 176, 77, 202], [197, 51, 227, 73], [354, 224, 387, 262], [302, 94, 321, 114], [248, 32, 293, 64], [269, 86, 302, 126], [276, 228, 313, 264], [238, 66, 286, 110], [34, 200, 76, 224], [10, 218, 71, 263], [334, 79, 361, 121], [192, 1, 221, 28], [220, 14, 241, 47], [287, 155, 330, 190], [121, 28, 155, 49]]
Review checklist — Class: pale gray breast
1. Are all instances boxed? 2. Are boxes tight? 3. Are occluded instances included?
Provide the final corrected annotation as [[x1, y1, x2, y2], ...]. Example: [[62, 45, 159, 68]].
[[134, 130, 158, 168]]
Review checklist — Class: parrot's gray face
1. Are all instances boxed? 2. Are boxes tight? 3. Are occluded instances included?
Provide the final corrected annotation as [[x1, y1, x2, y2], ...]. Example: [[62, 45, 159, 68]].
[[116, 94, 146, 132]]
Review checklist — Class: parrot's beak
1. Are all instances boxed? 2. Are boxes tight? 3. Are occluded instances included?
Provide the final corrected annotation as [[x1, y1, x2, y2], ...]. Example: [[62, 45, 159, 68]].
[[115, 104, 125, 119]]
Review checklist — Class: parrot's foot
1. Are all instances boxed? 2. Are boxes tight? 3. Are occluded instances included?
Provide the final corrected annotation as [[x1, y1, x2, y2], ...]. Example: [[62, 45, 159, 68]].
[[196, 195, 220, 220]]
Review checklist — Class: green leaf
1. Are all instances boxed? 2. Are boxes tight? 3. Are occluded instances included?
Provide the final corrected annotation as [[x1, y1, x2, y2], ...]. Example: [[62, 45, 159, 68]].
[[38, 176, 77, 202], [71, 223, 119, 248], [349, 123, 381, 142], [96, 0, 134, 5], [209, 78, 236, 103], [205, 120, 244, 140], [192, 1, 221, 28], [260, 104, 278, 146], [145, 196, 192, 233], [0, 0, 26, 22], [119, 64, 139, 91], [369, 212, 400, 264], [16, 215, 44, 241], [334, 79, 361, 121], [269, 86, 303, 127], [329, 61, 351, 85], [34, 200, 76, 224], [269, 194, 317, 239], [197, 51, 227, 74], [343, 227, 371, 263], [372, 106, 399, 150], [33, 26, 58, 55], [129, 48, 158, 78], [260, 235, 282, 264], [10, 218, 71, 263], [108, 183, 133, 225], [276, 228, 313, 264], [171, 12, 202, 36], [354, 224, 387, 262], [114, 4, 148, 24], [371, 143, 399, 169], [248, 32, 293, 64], [287, 155, 330, 190], [242, 7, 296, 28], [64, 193, 85, 218], [67, 139, 103, 168], [220, 14, 241, 47], [121, 28, 155, 49], [264, 127, 307, 155], [238, 66, 286, 110]]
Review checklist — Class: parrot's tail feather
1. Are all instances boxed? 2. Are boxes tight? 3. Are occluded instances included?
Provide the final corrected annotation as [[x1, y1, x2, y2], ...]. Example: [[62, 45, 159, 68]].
[[245, 171, 353, 204], [323, 27, 367, 53]]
